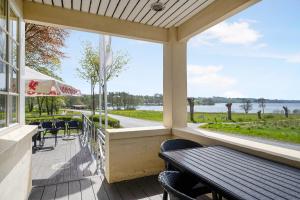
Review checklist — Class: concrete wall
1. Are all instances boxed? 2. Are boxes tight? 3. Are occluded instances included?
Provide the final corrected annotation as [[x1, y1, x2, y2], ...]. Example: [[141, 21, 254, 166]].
[[0, 2, 35, 200], [0, 126, 36, 200], [105, 126, 171, 183]]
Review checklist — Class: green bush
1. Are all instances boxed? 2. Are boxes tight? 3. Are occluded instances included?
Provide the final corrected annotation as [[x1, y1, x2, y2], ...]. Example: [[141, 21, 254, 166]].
[[89, 115, 120, 128]]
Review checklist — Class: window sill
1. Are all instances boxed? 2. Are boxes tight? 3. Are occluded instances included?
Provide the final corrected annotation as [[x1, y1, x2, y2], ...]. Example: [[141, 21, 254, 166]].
[[0, 125, 37, 155]]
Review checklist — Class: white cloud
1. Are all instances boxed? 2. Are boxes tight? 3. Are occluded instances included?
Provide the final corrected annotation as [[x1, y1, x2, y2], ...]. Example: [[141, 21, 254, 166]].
[[191, 20, 262, 46], [188, 65, 236, 88]]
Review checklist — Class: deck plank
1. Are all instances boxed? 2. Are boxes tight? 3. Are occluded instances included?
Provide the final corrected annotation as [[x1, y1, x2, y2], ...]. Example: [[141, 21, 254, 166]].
[[80, 178, 96, 200], [41, 185, 56, 200], [29, 187, 44, 200], [55, 182, 68, 200], [30, 136, 166, 200], [90, 176, 110, 200], [68, 180, 82, 200]]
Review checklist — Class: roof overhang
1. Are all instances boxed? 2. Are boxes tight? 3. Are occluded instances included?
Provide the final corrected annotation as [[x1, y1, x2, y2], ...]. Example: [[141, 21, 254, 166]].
[[23, 0, 259, 43]]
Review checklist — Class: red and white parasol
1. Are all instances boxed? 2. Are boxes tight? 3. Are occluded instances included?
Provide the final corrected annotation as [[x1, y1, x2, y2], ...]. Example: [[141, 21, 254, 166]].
[[25, 67, 81, 96]]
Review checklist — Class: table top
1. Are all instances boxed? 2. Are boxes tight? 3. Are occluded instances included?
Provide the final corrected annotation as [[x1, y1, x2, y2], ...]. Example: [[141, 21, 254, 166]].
[[159, 146, 300, 200]]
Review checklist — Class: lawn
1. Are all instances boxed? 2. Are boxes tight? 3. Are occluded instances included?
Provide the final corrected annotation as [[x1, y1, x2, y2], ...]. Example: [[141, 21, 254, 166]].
[[109, 110, 163, 122], [108, 110, 300, 123], [201, 120, 300, 144]]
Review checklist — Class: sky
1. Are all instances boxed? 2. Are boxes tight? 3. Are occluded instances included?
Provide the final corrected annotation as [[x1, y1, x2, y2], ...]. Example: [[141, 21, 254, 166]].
[[58, 0, 300, 100]]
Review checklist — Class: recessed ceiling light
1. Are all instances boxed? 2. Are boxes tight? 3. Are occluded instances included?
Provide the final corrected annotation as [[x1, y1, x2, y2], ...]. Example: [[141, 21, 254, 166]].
[[151, 2, 165, 12]]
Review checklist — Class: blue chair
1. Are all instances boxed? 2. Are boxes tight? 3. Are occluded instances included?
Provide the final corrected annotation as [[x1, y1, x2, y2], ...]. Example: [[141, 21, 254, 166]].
[[41, 121, 58, 146], [67, 120, 80, 135], [30, 122, 42, 148], [160, 139, 211, 200], [55, 121, 66, 136], [159, 171, 211, 200]]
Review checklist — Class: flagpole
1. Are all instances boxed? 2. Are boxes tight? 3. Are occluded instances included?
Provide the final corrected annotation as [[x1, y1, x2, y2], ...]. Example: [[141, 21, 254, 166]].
[[104, 37, 108, 129], [99, 35, 103, 129]]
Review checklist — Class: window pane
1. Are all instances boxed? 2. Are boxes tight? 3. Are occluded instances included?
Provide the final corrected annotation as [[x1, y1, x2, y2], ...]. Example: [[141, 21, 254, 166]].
[[9, 95, 17, 123], [9, 66, 17, 93], [0, 0, 6, 31], [0, 30, 5, 60], [9, 39, 17, 67], [0, 61, 5, 91], [9, 8, 17, 41], [0, 94, 5, 127]]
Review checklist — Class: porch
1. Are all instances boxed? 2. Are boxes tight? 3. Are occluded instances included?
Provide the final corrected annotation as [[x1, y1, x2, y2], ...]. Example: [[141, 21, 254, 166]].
[[1, 0, 300, 200], [28, 135, 211, 200]]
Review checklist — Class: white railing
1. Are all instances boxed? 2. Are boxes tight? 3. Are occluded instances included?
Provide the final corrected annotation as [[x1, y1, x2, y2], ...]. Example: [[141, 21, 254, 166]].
[[81, 114, 106, 171]]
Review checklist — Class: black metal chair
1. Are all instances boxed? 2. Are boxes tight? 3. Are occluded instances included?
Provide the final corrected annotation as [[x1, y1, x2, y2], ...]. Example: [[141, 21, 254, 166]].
[[67, 120, 80, 135], [160, 139, 211, 200], [55, 121, 66, 136], [41, 121, 58, 146], [30, 122, 42, 149], [159, 171, 210, 200]]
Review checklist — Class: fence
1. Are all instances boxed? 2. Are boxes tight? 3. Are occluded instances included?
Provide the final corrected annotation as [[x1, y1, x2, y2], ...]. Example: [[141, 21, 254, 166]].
[[81, 114, 106, 171]]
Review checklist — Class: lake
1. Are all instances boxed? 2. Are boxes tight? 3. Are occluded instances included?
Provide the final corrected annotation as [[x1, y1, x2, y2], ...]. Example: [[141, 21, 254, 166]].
[[136, 103, 300, 113]]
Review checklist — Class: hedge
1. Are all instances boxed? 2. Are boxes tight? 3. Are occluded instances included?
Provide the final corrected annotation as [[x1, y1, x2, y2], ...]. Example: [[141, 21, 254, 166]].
[[26, 114, 121, 129], [89, 115, 120, 128]]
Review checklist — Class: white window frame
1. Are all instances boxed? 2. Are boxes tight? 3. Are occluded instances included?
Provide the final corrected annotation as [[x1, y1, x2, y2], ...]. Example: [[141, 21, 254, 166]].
[[0, 0, 21, 130]]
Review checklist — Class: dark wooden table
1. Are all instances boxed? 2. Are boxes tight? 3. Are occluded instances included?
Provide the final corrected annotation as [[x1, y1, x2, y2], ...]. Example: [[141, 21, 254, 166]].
[[159, 146, 300, 200]]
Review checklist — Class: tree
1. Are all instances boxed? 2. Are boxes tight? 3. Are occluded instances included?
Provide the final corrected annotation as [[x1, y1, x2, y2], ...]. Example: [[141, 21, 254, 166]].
[[187, 97, 195, 123], [240, 99, 253, 114], [25, 24, 69, 116], [257, 110, 262, 119], [225, 102, 232, 120], [25, 23, 69, 71], [258, 98, 266, 114], [77, 41, 129, 114], [283, 106, 289, 118]]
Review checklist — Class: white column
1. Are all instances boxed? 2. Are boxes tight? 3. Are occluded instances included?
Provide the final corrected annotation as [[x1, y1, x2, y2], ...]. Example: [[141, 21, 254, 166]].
[[163, 28, 187, 128]]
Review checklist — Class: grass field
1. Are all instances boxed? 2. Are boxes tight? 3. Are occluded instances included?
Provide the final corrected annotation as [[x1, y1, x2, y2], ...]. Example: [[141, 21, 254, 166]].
[[109, 110, 300, 123], [109, 109, 300, 143], [201, 120, 300, 144], [109, 110, 163, 122]]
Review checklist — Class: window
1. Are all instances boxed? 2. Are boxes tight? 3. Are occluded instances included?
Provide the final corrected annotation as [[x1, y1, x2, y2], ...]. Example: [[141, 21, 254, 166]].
[[0, 0, 19, 128]]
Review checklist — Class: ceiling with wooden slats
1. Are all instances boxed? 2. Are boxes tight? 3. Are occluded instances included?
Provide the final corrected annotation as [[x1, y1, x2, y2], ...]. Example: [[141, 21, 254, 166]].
[[30, 0, 215, 28]]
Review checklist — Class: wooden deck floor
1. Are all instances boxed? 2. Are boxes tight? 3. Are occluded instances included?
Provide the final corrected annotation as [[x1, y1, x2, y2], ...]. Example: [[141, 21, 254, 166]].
[[29, 135, 212, 200]]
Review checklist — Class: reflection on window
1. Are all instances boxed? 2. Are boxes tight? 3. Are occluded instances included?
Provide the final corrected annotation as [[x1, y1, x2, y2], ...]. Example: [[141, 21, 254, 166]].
[[9, 67, 17, 93], [9, 95, 17, 124], [0, 95, 5, 128], [9, 8, 17, 41], [0, 0, 6, 31], [0, 61, 5, 91], [0, 0, 19, 127], [10, 39, 17, 67], [0, 31, 6, 60]]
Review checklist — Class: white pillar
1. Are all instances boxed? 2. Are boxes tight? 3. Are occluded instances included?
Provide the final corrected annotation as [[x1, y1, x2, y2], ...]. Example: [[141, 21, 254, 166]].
[[163, 28, 187, 128]]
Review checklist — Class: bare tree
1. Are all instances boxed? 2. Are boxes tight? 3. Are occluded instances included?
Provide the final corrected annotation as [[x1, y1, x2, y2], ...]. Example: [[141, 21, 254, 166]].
[[283, 106, 289, 118], [258, 98, 266, 114], [257, 110, 262, 119], [225, 102, 232, 120], [240, 99, 253, 114], [187, 97, 195, 123]]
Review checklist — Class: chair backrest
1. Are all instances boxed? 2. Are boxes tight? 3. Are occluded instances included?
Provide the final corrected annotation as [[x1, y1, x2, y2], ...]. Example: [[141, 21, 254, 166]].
[[68, 120, 79, 128], [29, 121, 40, 126], [41, 121, 53, 129], [158, 171, 196, 200], [55, 121, 66, 129], [160, 139, 203, 152]]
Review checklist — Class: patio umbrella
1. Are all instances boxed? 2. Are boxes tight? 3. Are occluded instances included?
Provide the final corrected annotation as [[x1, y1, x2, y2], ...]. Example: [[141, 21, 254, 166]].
[[24, 66, 81, 96]]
